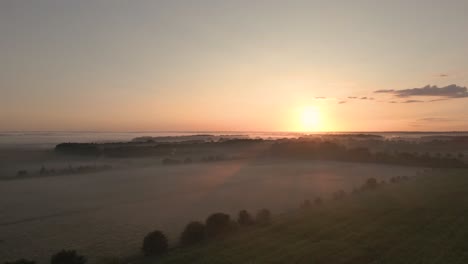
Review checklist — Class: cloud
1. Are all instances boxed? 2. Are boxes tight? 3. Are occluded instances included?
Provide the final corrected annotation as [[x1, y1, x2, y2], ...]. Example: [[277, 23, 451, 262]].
[[374, 84, 468, 98], [375, 89, 394, 93], [429, 98, 448, 102], [418, 117, 454, 122], [347, 96, 357, 99], [315, 96, 327, 99], [439, 74, 448, 77], [403, 100, 424, 103], [338, 101, 347, 104]]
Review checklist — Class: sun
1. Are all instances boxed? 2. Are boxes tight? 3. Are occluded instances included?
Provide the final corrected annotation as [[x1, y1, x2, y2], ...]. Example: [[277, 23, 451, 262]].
[[300, 106, 321, 132]]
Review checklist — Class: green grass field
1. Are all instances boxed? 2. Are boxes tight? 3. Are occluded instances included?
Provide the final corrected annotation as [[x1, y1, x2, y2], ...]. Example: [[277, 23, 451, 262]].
[[138, 169, 468, 264]]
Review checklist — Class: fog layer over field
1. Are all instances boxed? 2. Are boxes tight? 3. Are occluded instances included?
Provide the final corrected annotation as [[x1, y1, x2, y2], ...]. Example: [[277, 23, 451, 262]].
[[0, 160, 418, 263]]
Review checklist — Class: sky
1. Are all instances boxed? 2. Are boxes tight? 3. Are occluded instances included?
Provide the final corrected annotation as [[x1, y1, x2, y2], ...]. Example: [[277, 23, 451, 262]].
[[1, 0, 468, 132]]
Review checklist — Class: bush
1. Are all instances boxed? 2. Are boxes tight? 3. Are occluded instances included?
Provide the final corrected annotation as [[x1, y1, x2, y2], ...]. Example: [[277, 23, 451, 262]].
[[314, 197, 323, 205], [50, 250, 86, 264], [256, 209, 272, 226], [206, 213, 232, 237], [162, 158, 181, 165], [333, 190, 346, 200], [180, 221, 206, 246], [301, 200, 311, 209], [364, 178, 378, 190], [4, 259, 36, 264], [142, 231, 169, 256], [237, 210, 254, 226], [390, 176, 402, 183], [16, 170, 28, 177]]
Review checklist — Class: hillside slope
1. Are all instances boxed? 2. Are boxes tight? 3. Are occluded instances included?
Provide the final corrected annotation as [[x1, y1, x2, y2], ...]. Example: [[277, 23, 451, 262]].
[[139, 169, 468, 264]]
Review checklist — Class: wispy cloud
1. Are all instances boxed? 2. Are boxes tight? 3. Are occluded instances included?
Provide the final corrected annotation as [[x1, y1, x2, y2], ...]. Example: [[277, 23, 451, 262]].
[[418, 117, 454, 122], [375, 84, 468, 98], [338, 101, 347, 104], [403, 100, 424, 103]]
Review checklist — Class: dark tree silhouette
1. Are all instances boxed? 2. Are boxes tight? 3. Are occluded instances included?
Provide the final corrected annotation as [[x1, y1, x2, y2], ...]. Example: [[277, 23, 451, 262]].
[[4, 259, 36, 264], [142, 231, 169, 256], [364, 178, 378, 190], [256, 209, 272, 226], [314, 197, 323, 205], [39, 165, 47, 175], [301, 200, 311, 209], [16, 170, 28, 177], [237, 210, 254, 226], [180, 221, 206, 246], [50, 250, 86, 264], [333, 190, 346, 200], [205, 213, 232, 237]]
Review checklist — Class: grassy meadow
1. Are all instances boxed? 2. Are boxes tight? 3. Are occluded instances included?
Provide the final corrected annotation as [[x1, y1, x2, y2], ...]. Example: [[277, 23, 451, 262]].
[[139, 169, 468, 264]]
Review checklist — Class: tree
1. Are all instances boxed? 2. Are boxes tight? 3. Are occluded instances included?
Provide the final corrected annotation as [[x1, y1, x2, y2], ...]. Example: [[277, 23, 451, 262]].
[[237, 210, 254, 226], [300, 200, 311, 210], [333, 190, 346, 200], [364, 178, 378, 190], [314, 197, 323, 205], [180, 221, 206, 246], [142, 231, 169, 256], [205, 213, 231, 237], [50, 250, 86, 264], [256, 209, 272, 226], [4, 259, 36, 264], [16, 170, 28, 177]]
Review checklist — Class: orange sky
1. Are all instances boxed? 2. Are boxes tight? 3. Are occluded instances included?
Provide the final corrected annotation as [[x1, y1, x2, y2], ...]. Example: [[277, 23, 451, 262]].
[[1, 1, 468, 132]]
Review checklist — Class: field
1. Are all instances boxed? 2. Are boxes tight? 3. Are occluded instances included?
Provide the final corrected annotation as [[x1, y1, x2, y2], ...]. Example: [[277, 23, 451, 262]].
[[139, 169, 468, 264], [0, 158, 418, 263]]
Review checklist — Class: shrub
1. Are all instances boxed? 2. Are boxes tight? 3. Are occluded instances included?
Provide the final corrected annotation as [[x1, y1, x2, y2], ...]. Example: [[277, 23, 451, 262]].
[[162, 158, 181, 165], [333, 190, 346, 200], [314, 197, 323, 205], [142, 231, 169, 256], [364, 178, 378, 190], [256, 209, 272, 226], [50, 250, 86, 264], [301, 200, 311, 209], [237, 210, 254, 226], [390, 176, 402, 183], [16, 170, 28, 177], [4, 259, 36, 264], [180, 221, 206, 246], [205, 213, 232, 237]]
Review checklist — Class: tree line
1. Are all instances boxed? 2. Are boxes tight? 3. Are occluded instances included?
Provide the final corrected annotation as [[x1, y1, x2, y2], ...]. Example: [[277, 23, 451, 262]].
[[4, 175, 414, 264]]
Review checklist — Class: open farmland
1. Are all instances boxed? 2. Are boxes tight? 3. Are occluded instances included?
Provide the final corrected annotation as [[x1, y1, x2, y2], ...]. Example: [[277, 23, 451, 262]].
[[0, 160, 418, 263]]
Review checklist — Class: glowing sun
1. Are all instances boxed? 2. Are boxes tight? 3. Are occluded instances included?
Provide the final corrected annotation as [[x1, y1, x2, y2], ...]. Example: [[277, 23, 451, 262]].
[[300, 106, 321, 131]]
